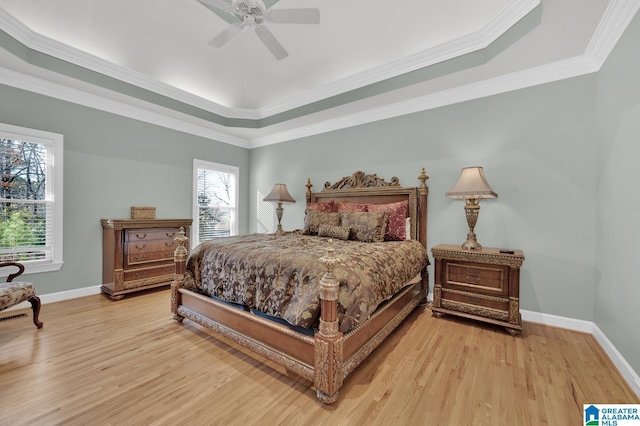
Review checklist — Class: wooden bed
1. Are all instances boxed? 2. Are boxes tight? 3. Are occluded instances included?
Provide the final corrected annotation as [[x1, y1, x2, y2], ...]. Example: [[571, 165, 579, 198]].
[[171, 169, 430, 403]]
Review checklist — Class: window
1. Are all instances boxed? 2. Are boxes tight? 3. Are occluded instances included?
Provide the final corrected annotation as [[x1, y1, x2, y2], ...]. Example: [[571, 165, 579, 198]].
[[193, 159, 238, 246], [0, 123, 63, 274]]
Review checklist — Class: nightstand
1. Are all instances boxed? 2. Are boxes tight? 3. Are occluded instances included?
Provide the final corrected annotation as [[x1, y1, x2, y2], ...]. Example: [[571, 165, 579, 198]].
[[431, 244, 525, 335]]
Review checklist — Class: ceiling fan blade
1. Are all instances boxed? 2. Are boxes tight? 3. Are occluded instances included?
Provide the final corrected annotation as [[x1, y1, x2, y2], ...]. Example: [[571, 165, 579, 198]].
[[254, 25, 288, 60], [197, 0, 233, 13], [209, 23, 244, 47], [265, 8, 320, 24]]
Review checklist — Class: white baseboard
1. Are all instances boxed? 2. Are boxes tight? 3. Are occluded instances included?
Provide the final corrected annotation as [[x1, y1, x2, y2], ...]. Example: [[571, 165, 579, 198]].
[[591, 323, 640, 399], [4, 288, 639, 398], [522, 309, 640, 399], [521, 309, 594, 333]]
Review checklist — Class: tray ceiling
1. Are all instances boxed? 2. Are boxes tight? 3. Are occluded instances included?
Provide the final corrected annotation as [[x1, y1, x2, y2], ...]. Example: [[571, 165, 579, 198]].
[[0, 0, 634, 147]]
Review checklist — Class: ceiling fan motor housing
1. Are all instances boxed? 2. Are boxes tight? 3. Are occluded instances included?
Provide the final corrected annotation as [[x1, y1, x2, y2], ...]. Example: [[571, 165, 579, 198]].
[[232, 0, 267, 25]]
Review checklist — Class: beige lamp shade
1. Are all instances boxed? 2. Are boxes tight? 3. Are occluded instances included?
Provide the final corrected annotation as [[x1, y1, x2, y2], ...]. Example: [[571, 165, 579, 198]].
[[263, 183, 296, 203], [446, 166, 497, 200], [263, 183, 295, 235]]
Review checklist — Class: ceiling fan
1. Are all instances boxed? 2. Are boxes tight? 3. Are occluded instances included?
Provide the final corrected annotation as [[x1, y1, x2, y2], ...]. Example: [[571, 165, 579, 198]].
[[197, 0, 320, 60]]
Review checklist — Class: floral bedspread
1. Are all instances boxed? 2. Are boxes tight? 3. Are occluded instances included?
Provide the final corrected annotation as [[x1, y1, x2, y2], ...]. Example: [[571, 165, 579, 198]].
[[182, 233, 428, 332]]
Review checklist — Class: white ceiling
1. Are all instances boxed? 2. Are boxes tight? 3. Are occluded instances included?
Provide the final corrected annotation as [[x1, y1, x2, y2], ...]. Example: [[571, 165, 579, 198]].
[[0, 0, 637, 147]]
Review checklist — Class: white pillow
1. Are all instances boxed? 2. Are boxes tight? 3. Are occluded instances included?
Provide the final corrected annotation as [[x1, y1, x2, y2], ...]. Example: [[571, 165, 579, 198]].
[[405, 217, 411, 240]]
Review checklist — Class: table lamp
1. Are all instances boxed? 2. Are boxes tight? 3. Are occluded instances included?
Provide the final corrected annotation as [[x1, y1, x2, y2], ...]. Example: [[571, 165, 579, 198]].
[[263, 183, 296, 234], [446, 166, 497, 250]]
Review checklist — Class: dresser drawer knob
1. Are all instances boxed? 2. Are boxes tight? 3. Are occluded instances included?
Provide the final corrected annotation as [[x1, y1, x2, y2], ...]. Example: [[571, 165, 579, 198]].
[[133, 254, 146, 261], [135, 233, 147, 240], [165, 241, 176, 248], [135, 244, 146, 250], [135, 271, 147, 278], [166, 232, 176, 238]]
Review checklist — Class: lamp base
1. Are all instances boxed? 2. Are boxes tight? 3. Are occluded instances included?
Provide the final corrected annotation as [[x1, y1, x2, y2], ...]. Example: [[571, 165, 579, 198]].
[[275, 203, 284, 235], [461, 200, 482, 250], [461, 239, 482, 250]]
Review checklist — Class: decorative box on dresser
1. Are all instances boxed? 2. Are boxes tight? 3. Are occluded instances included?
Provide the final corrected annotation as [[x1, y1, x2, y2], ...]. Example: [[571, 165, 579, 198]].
[[431, 244, 525, 335], [101, 219, 192, 300]]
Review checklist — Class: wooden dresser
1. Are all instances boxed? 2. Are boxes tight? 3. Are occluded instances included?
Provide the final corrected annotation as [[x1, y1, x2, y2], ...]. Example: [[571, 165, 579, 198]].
[[431, 244, 525, 335], [101, 218, 192, 300]]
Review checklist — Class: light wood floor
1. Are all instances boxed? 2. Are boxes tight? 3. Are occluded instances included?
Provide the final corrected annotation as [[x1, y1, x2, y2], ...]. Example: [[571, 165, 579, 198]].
[[1, 289, 637, 426]]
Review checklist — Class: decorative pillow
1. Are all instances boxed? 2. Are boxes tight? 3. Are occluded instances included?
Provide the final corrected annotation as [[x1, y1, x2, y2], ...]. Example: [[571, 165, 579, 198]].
[[367, 200, 408, 241], [317, 224, 350, 241], [405, 217, 412, 240], [340, 211, 389, 243], [306, 200, 335, 213], [302, 211, 341, 235], [337, 203, 368, 212]]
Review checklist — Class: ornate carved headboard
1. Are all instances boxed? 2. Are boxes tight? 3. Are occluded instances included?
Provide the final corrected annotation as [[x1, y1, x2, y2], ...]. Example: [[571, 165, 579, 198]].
[[305, 169, 429, 247]]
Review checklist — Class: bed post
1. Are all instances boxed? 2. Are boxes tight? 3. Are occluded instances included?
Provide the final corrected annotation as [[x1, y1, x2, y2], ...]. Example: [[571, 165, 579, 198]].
[[314, 240, 344, 404], [305, 178, 313, 204], [172, 227, 189, 321], [418, 168, 429, 249], [418, 168, 430, 303]]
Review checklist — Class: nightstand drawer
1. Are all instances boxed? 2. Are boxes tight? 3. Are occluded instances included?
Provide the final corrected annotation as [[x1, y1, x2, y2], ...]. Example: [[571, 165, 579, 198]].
[[443, 261, 508, 296], [441, 288, 509, 312]]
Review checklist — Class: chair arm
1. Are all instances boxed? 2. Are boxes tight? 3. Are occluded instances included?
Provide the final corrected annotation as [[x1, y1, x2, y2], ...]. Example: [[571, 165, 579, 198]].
[[0, 262, 26, 282]]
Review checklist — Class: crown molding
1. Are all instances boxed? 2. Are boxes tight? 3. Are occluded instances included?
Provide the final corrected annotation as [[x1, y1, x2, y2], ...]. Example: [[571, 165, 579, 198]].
[[249, 55, 598, 148], [0, 66, 251, 148], [585, 0, 640, 68], [0, 9, 259, 120], [1, 0, 637, 149], [0, 0, 539, 121], [255, 0, 541, 118], [249, 0, 639, 148]]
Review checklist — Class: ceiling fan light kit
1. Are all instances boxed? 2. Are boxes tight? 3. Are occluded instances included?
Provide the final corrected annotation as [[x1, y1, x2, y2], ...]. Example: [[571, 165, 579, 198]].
[[198, 0, 320, 60]]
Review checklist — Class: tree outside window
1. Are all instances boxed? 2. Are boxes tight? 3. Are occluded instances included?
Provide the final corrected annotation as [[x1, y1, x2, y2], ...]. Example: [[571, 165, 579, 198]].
[[0, 125, 62, 270], [1, 138, 49, 262], [193, 160, 238, 245]]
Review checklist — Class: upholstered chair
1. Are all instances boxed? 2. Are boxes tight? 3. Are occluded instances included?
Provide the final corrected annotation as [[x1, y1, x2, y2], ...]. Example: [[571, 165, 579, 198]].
[[0, 262, 43, 328]]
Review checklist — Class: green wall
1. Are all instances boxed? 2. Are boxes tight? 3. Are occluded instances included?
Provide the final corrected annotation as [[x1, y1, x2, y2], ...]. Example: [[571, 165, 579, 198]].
[[250, 74, 598, 322], [0, 84, 250, 293], [595, 10, 640, 382]]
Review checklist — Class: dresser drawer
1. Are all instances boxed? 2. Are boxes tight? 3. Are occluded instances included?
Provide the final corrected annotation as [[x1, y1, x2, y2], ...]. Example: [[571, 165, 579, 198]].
[[125, 239, 177, 265], [126, 228, 182, 242], [124, 228, 183, 267], [443, 261, 509, 297], [123, 264, 175, 282]]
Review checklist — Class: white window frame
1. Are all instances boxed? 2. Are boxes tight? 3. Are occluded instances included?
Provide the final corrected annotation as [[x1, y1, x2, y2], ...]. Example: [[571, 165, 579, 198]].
[[0, 123, 63, 275], [192, 159, 239, 248]]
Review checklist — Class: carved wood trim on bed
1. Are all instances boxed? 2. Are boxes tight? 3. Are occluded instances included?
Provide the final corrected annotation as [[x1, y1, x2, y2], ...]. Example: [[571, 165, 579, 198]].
[[172, 169, 430, 404]]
